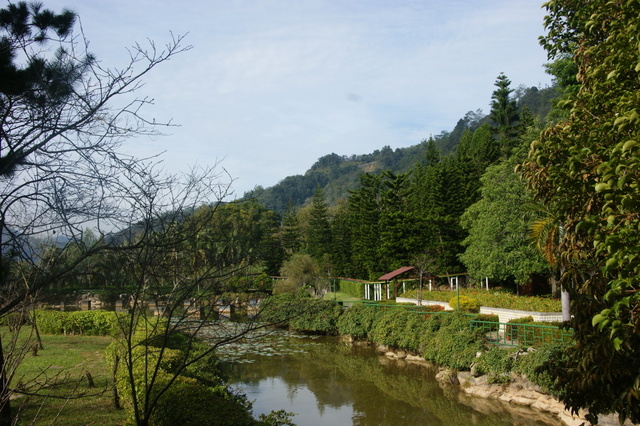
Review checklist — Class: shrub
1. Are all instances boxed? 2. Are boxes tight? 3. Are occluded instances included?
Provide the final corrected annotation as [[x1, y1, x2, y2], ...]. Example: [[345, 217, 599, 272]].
[[448, 295, 480, 313], [151, 376, 255, 426], [289, 299, 342, 334], [336, 304, 378, 338], [422, 314, 484, 371], [369, 309, 411, 347], [513, 342, 571, 395], [260, 293, 342, 334], [475, 314, 499, 323], [397, 311, 434, 351], [106, 325, 258, 426], [33, 309, 120, 336], [259, 293, 308, 326], [474, 346, 517, 383], [472, 314, 500, 331], [504, 317, 569, 346]]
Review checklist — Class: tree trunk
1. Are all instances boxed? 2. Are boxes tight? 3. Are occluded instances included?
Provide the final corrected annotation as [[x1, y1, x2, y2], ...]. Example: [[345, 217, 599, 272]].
[[31, 309, 44, 350], [112, 354, 120, 409], [561, 286, 571, 322], [0, 338, 12, 426]]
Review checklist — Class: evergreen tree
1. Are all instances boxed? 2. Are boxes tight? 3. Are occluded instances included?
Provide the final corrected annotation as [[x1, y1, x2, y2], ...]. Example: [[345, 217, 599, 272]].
[[378, 171, 421, 271], [424, 137, 441, 167], [347, 174, 383, 279], [280, 203, 302, 256], [329, 200, 352, 277], [306, 186, 332, 261], [490, 73, 520, 154]]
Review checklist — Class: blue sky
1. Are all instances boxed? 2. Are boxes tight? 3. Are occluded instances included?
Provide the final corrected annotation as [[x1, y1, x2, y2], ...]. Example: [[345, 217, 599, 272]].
[[42, 0, 553, 198]]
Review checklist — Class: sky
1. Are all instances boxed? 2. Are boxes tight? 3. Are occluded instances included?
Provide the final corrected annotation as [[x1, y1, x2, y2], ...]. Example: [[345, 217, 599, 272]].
[[42, 0, 553, 198]]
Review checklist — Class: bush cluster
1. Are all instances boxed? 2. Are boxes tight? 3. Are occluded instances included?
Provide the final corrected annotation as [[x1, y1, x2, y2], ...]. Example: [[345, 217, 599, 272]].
[[260, 293, 342, 334], [474, 346, 516, 383], [105, 321, 264, 426], [448, 295, 480, 313], [33, 309, 120, 336], [512, 342, 570, 395]]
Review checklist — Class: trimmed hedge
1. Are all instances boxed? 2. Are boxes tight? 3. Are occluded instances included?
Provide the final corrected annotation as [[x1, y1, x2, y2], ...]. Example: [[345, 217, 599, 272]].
[[33, 309, 120, 336]]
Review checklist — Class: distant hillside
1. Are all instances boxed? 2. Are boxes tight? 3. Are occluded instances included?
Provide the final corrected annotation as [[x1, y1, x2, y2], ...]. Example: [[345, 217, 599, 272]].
[[247, 84, 559, 215]]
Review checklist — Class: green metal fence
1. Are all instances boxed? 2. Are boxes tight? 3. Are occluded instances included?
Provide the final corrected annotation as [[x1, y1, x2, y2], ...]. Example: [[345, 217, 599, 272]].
[[470, 320, 573, 347]]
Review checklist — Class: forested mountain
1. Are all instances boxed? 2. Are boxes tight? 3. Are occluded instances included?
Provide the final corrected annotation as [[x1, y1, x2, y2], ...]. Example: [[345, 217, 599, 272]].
[[229, 71, 571, 289], [247, 82, 559, 214]]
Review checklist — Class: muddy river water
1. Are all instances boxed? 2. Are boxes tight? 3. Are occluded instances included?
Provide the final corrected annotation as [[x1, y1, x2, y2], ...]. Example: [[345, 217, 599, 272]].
[[218, 330, 561, 426]]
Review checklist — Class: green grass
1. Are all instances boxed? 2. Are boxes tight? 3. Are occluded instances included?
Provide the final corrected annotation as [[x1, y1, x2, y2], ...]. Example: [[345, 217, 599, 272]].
[[7, 332, 126, 425], [323, 292, 361, 302]]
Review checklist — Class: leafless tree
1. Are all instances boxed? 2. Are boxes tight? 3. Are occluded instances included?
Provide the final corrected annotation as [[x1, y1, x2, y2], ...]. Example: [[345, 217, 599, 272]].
[[0, 3, 205, 424]]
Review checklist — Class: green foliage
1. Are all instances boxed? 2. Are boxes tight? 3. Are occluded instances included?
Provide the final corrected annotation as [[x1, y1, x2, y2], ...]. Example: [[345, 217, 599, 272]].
[[504, 317, 569, 347], [278, 253, 320, 293], [524, 0, 640, 421], [422, 314, 484, 371], [306, 186, 332, 260], [106, 326, 260, 426], [150, 377, 255, 426], [489, 73, 520, 147], [34, 309, 119, 336], [368, 309, 412, 347], [256, 410, 296, 426], [289, 299, 342, 334], [260, 293, 341, 334], [448, 295, 480, 313], [335, 304, 378, 338], [513, 343, 570, 395], [475, 314, 499, 323], [337, 279, 365, 299], [459, 158, 550, 286], [474, 346, 517, 384], [259, 293, 310, 326]]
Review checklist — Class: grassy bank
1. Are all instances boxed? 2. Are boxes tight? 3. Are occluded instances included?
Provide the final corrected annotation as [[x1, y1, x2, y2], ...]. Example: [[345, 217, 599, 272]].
[[10, 333, 125, 425]]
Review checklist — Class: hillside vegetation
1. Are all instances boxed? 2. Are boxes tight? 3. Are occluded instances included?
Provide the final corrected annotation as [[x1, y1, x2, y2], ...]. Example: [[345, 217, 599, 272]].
[[249, 84, 559, 213]]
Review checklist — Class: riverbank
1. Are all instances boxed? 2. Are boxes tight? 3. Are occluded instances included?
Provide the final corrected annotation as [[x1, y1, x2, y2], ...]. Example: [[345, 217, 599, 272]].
[[375, 343, 634, 426]]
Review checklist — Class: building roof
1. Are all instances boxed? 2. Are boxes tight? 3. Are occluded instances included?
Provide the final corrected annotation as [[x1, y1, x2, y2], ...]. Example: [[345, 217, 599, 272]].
[[378, 266, 416, 281]]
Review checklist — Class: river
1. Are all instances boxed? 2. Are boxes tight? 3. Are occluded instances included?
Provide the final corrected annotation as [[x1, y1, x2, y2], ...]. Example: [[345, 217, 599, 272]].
[[217, 329, 562, 426]]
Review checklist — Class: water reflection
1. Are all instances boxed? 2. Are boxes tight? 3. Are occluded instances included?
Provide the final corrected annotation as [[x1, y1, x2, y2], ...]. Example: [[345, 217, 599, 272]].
[[219, 331, 561, 426]]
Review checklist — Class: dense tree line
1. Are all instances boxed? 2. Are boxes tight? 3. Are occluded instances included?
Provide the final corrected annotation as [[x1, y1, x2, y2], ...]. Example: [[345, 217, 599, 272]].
[[41, 72, 560, 291], [257, 73, 558, 286]]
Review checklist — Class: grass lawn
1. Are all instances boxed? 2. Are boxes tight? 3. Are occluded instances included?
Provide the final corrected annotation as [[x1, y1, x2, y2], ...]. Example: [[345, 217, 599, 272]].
[[323, 292, 361, 302], [7, 332, 126, 425]]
